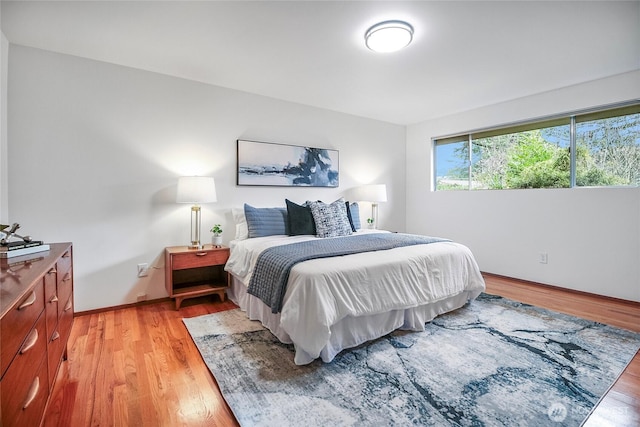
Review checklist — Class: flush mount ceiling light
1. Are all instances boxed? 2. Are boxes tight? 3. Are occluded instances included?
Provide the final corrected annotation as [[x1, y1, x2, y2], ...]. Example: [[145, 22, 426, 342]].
[[365, 20, 414, 53]]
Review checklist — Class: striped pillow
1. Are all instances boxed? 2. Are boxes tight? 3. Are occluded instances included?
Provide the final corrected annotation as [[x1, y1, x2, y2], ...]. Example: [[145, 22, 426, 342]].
[[244, 204, 289, 238]]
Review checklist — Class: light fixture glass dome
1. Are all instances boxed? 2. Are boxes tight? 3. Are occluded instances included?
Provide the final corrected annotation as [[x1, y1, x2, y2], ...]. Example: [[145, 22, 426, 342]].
[[365, 20, 414, 53]]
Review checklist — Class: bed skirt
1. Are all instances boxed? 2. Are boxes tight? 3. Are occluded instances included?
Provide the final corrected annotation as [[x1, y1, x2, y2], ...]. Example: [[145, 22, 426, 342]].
[[228, 274, 481, 364]]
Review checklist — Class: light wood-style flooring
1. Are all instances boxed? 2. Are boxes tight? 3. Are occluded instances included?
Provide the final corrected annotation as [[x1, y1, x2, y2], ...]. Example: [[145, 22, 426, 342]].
[[44, 274, 639, 426]]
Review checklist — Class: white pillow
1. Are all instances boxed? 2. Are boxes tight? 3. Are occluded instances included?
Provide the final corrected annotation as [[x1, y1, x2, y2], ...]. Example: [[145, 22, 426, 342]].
[[232, 207, 249, 240]]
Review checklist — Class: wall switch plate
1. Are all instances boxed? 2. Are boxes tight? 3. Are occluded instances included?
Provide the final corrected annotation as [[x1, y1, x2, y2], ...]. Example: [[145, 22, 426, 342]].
[[137, 263, 149, 277], [539, 253, 548, 264]]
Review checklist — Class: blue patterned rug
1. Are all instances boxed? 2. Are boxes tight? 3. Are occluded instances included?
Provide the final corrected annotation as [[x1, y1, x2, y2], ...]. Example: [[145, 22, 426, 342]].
[[183, 294, 640, 426]]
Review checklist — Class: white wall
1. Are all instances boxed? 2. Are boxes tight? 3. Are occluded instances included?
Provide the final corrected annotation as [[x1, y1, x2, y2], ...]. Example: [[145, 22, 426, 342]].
[[0, 31, 8, 222], [407, 71, 640, 302], [7, 45, 406, 311]]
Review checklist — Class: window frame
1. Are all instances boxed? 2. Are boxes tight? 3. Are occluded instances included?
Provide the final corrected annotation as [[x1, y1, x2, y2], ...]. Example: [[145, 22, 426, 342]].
[[433, 100, 640, 191]]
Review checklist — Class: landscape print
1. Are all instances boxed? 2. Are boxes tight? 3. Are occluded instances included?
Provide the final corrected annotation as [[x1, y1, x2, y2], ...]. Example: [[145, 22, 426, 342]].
[[237, 140, 339, 187]]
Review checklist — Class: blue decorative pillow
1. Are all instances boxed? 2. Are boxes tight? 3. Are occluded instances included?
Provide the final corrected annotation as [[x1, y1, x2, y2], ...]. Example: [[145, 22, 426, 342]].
[[308, 198, 353, 238], [345, 201, 361, 231], [286, 199, 316, 236], [244, 204, 289, 238]]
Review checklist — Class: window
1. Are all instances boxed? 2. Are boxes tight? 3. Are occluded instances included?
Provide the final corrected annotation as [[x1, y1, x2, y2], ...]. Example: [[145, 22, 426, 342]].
[[434, 136, 469, 191], [575, 106, 640, 187], [433, 103, 640, 190]]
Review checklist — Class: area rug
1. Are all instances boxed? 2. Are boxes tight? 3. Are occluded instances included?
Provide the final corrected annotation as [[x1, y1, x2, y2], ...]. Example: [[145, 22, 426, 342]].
[[183, 293, 640, 426]]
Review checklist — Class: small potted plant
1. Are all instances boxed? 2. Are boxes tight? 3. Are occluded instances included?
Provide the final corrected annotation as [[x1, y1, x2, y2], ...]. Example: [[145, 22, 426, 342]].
[[367, 218, 374, 229], [210, 224, 223, 247]]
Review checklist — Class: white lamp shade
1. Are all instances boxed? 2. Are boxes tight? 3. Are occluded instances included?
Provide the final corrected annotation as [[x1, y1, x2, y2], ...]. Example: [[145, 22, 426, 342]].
[[176, 176, 217, 204], [353, 184, 388, 203]]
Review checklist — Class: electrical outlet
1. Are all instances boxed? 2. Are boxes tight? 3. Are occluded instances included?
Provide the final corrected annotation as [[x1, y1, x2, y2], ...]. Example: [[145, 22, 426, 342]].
[[137, 263, 149, 277], [539, 253, 548, 264], [136, 292, 147, 302]]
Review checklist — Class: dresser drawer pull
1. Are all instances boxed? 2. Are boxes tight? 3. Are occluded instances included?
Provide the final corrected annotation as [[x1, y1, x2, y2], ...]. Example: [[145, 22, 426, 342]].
[[18, 291, 37, 310], [23, 377, 40, 409], [20, 329, 39, 354], [64, 300, 73, 312], [62, 251, 71, 258], [195, 252, 207, 257], [63, 272, 72, 282], [51, 331, 60, 341], [48, 268, 57, 275], [49, 295, 59, 303]]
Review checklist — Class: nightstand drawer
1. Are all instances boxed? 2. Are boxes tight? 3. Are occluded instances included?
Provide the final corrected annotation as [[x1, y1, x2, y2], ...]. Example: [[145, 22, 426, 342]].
[[172, 249, 229, 270]]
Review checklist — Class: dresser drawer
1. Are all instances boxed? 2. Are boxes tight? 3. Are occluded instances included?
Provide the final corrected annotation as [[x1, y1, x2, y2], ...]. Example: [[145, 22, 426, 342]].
[[44, 267, 59, 343], [56, 249, 72, 278], [48, 295, 73, 389], [59, 296, 74, 343], [57, 269, 73, 319], [171, 249, 229, 270], [1, 280, 45, 379], [0, 311, 48, 426], [1, 351, 48, 427]]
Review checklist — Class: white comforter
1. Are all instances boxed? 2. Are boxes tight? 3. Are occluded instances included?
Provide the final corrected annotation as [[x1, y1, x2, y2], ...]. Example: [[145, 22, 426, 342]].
[[225, 230, 485, 364]]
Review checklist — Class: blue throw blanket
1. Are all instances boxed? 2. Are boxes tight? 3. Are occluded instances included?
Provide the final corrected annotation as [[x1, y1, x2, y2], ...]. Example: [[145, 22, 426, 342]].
[[247, 233, 450, 313]]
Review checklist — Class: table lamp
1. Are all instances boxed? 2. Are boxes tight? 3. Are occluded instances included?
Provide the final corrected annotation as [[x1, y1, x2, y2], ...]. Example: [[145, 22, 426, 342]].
[[176, 176, 217, 249], [353, 184, 387, 229]]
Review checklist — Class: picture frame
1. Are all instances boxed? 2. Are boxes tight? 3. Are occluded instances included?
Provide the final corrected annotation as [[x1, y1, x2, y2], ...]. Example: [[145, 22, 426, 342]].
[[237, 139, 339, 187]]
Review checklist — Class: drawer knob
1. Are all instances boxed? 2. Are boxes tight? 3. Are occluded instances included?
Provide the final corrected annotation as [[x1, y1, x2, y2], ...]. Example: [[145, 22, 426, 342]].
[[49, 295, 59, 303], [47, 268, 57, 275], [51, 331, 60, 341], [23, 377, 40, 409], [64, 300, 73, 312], [63, 272, 72, 282], [18, 291, 37, 310], [20, 328, 39, 354]]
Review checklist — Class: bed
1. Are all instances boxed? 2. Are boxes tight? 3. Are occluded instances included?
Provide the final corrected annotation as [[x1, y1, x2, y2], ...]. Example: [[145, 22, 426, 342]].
[[224, 200, 485, 365]]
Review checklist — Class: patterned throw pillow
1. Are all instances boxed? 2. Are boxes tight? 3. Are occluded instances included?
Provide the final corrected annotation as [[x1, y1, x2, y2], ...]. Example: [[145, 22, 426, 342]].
[[308, 198, 353, 238]]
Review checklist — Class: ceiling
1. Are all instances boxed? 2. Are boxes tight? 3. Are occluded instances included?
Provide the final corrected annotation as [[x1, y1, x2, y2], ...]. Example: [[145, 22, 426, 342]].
[[1, 1, 638, 125]]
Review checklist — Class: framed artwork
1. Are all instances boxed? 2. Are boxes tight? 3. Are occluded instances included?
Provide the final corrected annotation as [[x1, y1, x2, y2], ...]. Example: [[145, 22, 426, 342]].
[[237, 140, 339, 187]]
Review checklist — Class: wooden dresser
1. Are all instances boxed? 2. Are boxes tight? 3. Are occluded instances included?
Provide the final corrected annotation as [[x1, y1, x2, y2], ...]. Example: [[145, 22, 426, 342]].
[[0, 243, 74, 427]]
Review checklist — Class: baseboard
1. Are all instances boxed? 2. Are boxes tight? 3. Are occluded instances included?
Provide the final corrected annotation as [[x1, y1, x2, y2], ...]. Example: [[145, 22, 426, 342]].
[[74, 297, 173, 317], [481, 271, 640, 307]]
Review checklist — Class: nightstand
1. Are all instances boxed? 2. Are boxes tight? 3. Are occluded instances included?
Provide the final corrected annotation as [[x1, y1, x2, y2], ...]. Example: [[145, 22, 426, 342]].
[[164, 245, 230, 310]]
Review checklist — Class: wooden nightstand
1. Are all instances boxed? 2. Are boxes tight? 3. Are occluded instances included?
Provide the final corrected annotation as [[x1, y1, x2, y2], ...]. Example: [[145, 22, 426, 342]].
[[165, 245, 230, 310]]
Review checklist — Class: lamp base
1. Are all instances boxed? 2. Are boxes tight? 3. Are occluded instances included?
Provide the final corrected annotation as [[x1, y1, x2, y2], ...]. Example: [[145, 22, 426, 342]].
[[188, 205, 203, 250], [372, 203, 379, 229]]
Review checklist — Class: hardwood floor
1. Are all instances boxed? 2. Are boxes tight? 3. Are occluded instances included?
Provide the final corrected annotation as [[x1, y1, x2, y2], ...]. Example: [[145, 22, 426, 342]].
[[44, 298, 240, 427], [43, 275, 639, 426]]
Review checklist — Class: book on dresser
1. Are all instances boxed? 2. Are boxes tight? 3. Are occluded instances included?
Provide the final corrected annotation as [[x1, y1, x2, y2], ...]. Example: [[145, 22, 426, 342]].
[[0, 242, 50, 258], [0, 240, 44, 250]]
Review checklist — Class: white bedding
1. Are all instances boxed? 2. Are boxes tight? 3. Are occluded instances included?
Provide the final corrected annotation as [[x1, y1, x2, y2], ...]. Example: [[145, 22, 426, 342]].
[[225, 230, 485, 364]]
